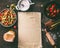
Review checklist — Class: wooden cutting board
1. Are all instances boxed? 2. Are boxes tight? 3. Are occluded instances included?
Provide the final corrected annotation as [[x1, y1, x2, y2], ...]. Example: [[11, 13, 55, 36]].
[[18, 12, 42, 48]]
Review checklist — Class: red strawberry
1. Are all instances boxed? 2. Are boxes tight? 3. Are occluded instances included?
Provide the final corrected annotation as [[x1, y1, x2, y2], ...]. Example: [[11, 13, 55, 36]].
[[49, 8, 52, 12], [52, 4, 55, 8], [53, 9, 57, 13], [13, 26, 16, 29], [0, 13, 2, 16]]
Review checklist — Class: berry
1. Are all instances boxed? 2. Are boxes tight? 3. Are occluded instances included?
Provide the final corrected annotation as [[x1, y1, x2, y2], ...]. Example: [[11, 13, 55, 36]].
[[13, 26, 16, 29]]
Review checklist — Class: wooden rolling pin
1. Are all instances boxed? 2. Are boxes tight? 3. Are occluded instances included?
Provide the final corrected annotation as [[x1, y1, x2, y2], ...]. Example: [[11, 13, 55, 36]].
[[44, 29, 57, 48]]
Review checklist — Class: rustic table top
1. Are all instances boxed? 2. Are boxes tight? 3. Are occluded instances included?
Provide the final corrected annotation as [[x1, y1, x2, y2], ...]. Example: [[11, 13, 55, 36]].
[[0, 0, 60, 48]]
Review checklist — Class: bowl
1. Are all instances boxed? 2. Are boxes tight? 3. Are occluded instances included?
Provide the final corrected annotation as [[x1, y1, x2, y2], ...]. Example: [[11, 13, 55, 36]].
[[16, 0, 30, 11], [44, 1, 60, 20], [0, 9, 17, 27]]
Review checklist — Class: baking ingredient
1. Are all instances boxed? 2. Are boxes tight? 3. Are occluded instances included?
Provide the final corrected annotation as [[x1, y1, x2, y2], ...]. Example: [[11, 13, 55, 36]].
[[45, 20, 54, 27], [3, 30, 15, 42]]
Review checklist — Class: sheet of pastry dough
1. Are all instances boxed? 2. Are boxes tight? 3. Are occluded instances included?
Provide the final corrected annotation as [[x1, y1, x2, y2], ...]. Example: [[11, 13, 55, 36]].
[[18, 12, 42, 48]]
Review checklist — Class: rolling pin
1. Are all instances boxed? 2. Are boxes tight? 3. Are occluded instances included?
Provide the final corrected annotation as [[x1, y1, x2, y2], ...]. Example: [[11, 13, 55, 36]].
[[44, 29, 57, 48]]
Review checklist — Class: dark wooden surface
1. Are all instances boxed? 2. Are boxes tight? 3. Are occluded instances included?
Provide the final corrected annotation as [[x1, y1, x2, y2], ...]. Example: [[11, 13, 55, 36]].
[[0, 0, 18, 48], [0, 0, 60, 48]]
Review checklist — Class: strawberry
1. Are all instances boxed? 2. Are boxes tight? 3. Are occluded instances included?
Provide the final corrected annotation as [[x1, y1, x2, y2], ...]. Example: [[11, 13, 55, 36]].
[[49, 8, 53, 12], [13, 26, 16, 29], [0, 13, 2, 16], [53, 9, 57, 13], [52, 4, 55, 8]]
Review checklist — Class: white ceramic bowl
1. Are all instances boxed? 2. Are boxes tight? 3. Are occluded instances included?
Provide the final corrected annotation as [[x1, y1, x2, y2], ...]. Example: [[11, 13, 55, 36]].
[[16, 0, 34, 11]]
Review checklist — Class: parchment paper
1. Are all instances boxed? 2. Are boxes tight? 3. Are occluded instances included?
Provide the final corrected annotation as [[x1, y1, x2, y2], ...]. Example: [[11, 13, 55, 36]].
[[18, 12, 42, 48]]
